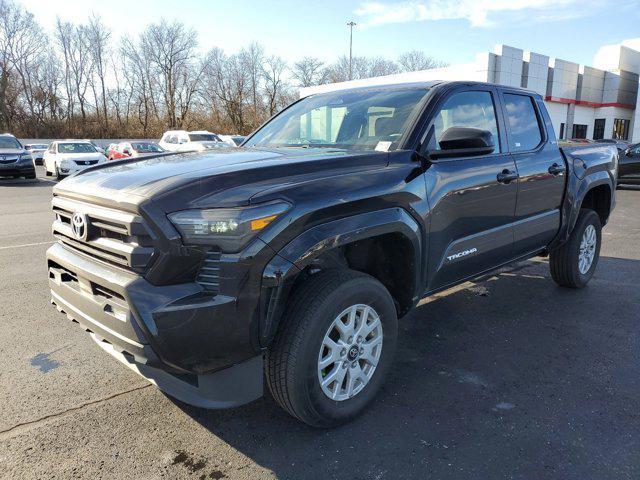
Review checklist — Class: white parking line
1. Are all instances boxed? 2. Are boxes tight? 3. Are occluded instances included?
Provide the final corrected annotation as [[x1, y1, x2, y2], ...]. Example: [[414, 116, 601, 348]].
[[0, 241, 54, 250]]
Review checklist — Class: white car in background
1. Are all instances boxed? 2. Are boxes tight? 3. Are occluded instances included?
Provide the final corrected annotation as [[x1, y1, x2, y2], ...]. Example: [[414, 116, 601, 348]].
[[24, 143, 49, 166], [158, 130, 226, 152], [217, 134, 245, 146], [43, 140, 107, 179]]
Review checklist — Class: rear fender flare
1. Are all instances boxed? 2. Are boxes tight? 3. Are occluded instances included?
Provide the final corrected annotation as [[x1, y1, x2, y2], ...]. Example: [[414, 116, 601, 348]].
[[551, 171, 613, 249]]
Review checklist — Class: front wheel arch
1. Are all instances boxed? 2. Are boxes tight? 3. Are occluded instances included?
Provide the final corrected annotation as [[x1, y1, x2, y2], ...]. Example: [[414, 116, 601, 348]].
[[259, 208, 423, 348]]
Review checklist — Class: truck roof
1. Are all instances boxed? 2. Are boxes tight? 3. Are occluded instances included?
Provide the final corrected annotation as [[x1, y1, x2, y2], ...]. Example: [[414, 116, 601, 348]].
[[301, 80, 540, 99]]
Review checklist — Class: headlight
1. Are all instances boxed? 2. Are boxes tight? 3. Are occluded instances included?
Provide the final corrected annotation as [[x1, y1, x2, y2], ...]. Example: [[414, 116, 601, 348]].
[[168, 201, 290, 252], [60, 159, 71, 168]]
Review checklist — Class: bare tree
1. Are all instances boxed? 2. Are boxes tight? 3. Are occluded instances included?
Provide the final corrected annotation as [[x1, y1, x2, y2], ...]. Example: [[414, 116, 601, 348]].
[[368, 57, 399, 77], [0, 2, 452, 139], [140, 20, 199, 128], [55, 19, 93, 134], [398, 50, 447, 72], [240, 41, 264, 129], [86, 14, 111, 135], [0, 0, 50, 135], [291, 56, 326, 87], [203, 47, 250, 132], [262, 55, 287, 116]]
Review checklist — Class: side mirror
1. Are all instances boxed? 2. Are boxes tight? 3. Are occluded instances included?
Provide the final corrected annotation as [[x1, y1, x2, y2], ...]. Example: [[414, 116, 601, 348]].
[[625, 148, 632, 157], [428, 127, 495, 159]]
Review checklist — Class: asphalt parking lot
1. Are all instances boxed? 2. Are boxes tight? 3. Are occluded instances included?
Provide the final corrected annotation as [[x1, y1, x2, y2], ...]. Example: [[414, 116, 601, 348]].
[[0, 170, 639, 480]]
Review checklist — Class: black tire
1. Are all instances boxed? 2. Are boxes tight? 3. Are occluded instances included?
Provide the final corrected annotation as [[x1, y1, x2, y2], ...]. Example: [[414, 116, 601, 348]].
[[55, 165, 63, 180], [550, 209, 602, 288], [266, 269, 398, 428], [25, 171, 36, 179]]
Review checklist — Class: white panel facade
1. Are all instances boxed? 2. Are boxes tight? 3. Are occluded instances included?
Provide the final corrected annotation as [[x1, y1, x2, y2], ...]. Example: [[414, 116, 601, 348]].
[[573, 105, 595, 138], [546, 102, 569, 139], [522, 51, 550, 95], [300, 43, 640, 142]]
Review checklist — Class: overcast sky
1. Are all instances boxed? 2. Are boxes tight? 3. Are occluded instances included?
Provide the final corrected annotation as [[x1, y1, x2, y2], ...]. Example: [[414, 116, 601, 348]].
[[17, 0, 640, 68]]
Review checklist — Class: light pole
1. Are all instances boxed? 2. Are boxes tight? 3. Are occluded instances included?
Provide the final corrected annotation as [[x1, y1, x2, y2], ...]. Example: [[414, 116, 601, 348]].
[[347, 21, 356, 80]]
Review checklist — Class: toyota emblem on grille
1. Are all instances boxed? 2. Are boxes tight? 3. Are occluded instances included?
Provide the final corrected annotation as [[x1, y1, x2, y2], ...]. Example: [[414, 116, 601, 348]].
[[71, 212, 88, 241]]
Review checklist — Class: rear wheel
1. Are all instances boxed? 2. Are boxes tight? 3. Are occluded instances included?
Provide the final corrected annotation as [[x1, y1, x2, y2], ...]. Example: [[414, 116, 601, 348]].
[[550, 209, 602, 288], [266, 270, 398, 427]]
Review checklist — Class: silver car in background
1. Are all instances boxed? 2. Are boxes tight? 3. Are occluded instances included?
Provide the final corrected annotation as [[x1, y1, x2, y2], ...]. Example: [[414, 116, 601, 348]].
[[25, 143, 49, 166]]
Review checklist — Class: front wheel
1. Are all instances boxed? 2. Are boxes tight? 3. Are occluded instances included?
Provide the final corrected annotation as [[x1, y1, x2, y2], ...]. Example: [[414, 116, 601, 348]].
[[550, 209, 602, 288], [266, 270, 398, 428]]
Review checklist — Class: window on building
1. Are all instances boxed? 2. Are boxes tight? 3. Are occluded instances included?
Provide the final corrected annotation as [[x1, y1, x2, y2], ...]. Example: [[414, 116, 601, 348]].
[[431, 90, 500, 152], [572, 124, 588, 139], [593, 119, 605, 140], [613, 118, 630, 140], [559, 123, 565, 140], [503, 93, 542, 151]]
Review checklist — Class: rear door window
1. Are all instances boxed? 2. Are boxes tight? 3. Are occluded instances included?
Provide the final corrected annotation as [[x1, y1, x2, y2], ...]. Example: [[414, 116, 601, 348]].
[[503, 94, 542, 152]]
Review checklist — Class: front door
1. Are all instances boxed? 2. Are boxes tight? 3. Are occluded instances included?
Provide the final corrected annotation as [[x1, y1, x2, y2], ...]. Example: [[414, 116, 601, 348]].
[[500, 92, 566, 256], [424, 87, 518, 291]]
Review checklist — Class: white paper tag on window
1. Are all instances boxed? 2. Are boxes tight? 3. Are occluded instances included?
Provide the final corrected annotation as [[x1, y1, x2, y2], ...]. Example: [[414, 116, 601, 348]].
[[375, 141, 392, 152], [515, 142, 521, 147]]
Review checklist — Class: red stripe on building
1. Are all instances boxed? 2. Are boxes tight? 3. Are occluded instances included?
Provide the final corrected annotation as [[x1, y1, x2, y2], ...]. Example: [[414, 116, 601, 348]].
[[545, 96, 635, 110]]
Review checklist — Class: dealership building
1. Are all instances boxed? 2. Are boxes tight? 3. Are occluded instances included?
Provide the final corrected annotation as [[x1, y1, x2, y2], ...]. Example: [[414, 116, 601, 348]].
[[301, 44, 640, 143]]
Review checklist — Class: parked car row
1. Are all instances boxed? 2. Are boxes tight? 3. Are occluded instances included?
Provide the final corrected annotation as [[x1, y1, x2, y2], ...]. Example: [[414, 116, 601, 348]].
[[0, 128, 245, 182], [2, 128, 638, 187]]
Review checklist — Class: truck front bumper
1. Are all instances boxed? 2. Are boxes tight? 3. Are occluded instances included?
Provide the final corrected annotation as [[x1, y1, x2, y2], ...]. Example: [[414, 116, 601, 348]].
[[47, 242, 263, 408]]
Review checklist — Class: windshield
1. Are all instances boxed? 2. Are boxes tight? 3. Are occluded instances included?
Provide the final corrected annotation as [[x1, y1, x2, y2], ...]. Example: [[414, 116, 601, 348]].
[[0, 137, 22, 149], [132, 142, 163, 153], [188, 133, 220, 142], [245, 87, 430, 151], [58, 143, 97, 154]]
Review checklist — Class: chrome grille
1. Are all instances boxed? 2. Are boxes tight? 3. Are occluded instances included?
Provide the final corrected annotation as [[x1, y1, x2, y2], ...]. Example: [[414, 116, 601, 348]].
[[196, 250, 221, 293], [52, 196, 155, 273]]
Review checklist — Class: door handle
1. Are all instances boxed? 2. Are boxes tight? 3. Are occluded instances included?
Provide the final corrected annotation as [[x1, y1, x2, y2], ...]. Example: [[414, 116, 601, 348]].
[[497, 169, 519, 184], [548, 163, 566, 175]]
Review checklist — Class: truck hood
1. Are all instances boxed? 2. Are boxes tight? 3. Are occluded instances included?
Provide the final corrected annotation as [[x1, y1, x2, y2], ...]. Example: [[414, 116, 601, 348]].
[[53, 147, 388, 210]]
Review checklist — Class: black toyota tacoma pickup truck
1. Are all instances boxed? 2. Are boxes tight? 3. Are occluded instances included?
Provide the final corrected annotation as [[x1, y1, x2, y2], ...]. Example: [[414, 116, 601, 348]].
[[47, 81, 617, 427]]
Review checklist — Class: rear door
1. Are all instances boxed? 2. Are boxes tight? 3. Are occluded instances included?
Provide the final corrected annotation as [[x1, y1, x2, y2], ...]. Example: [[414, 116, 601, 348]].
[[424, 86, 519, 290], [499, 91, 566, 256]]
